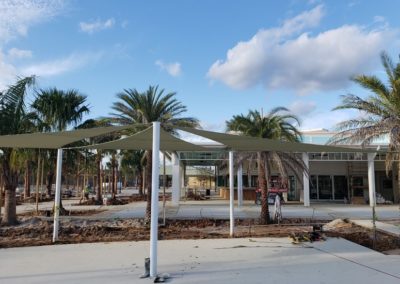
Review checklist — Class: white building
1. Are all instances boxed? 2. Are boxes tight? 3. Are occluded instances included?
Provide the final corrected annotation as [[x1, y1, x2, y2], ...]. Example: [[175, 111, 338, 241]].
[[167, 129, 396, 205]]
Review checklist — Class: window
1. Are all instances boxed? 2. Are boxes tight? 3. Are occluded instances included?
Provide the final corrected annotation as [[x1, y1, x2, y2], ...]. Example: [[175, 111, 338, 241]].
[[334, 176, 348, 200]]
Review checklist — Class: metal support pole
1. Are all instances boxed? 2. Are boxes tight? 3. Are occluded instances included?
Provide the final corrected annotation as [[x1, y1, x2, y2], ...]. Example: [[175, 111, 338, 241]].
[[229, 151, 234, 236], [52, 148, 63, 242], [237, 163, 243, 207], [302, 153, 310, 207], [172, 152, 180, 205], [368, 152, 377, 207], [150, 122, 160, 278]]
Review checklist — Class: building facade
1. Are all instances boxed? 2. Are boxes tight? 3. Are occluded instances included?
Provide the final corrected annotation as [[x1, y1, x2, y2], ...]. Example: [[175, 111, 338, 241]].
[[174, 129, 397, 205]]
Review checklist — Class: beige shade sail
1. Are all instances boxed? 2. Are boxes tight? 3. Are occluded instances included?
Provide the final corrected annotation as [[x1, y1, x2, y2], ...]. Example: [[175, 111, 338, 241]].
[[80, 125, 209, 151], [0, 123, 380, 153], [176, 127, 378, 153], [0, 124, 135, 149]]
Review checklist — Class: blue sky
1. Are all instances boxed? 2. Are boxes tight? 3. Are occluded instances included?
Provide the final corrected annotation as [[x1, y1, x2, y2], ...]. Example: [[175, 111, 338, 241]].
[[1, 0, 400, 132]]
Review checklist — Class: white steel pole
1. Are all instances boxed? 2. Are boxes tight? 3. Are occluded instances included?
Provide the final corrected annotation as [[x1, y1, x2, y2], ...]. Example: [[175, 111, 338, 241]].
[[150, 122, 160, 278], [229, 151, 234, 236], [52, 148, 63, 243], [368, 152, 377, 207], [302, 153, 310, 207], [237, 163, 243, 207], [171, 152, 180, 206]]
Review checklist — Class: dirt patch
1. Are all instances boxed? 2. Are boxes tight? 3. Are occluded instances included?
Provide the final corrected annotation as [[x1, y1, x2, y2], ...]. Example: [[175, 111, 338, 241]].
[[18, 209, 105, 218], [323, 219, 400, 253], [0, 218, 399, 253]]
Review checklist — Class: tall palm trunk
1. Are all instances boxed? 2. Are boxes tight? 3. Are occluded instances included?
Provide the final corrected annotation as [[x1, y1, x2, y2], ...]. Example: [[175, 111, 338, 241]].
[[258, 152, 270, 224], [2, 158, 18, 225], [35, 154, 41, 213], [4, 184, 17, 225], [24, 159, 31, 199], [95, 152, 102, 203], [145, 150, 153, 223], [46, 170, 54, 197], [138, 170, 143, 195], [111, 154, 116, 199]]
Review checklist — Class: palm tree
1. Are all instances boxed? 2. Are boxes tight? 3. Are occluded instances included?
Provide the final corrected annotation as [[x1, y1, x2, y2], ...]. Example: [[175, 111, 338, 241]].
[[120, 150, 146, 195], [226, 107, 303, 224], [32, 88, 89, 209], [0, 76, 36, 225], [76, 119, 118, 204], [331, 51, 400, 200], [109, 85, 199, 223]]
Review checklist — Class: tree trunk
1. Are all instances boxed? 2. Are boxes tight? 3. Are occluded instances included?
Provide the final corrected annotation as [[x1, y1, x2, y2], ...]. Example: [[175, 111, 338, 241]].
[[46, 171, 54, 197], [138, 170, 143, 196], [0, 174, 3, 220], [76, 159, 80, 193], [258, 152, 270, 224], [111, 155, 116, 199], [4, 184, 17, 225], [24, 159, 31, 199], [35, 155, 41, 214], [144, 151, 153, 224], [95, 153, 102, 203]]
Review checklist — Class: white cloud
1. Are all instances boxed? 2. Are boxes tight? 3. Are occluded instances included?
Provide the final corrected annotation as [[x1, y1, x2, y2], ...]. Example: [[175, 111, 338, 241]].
[[0, 0, 65, 43], [0, 51, 18, 90], [289, 100, 317, 117], [207, 5, 395, 95], [80, 18, 115, 34], [7, 47, 32, 59], [0, 0, 65, 88], [373, 15, 385, 24], [121, 20, 129, 29], [155, 60, 182, 77], [300, 109, 356, 131], [21, 52, 103, 77]]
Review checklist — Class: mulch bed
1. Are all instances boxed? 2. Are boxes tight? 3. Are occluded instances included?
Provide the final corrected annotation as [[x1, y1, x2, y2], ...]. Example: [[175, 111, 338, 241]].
[[1, 218, 399, 253]]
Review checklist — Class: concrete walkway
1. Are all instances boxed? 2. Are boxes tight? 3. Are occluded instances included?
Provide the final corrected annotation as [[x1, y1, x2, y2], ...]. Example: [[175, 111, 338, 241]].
[[90, 200, 400, 221], [351, 219, 400, 237], [1, 237, 400, 284]]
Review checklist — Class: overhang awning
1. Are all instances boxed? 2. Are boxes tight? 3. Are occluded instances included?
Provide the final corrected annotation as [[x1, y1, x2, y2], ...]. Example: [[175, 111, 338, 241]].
[[176, 127, 378, 153], [0, 124, 135, 149], [80, 125, 209, 151]]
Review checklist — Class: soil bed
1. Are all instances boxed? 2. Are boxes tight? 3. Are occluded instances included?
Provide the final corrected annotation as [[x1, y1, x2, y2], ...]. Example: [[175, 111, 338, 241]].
[[0, 218, 398, 253]]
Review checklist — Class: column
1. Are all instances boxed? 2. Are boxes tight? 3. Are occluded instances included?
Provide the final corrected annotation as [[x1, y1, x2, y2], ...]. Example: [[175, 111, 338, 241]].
[[229, 151, 234, 236], [171, 152, 181, 206], [150, 122, 160, 278], [52, 148, 63, 242], [302, 152, 310, 207], [368, 152, 377, 207], [237, 163, 243, 207]]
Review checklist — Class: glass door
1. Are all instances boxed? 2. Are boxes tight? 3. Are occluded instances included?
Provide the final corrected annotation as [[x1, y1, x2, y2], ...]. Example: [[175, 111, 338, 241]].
[[288, 176, 296, 201], [334, 176, 348, 200], [318, 175, 332, 200]]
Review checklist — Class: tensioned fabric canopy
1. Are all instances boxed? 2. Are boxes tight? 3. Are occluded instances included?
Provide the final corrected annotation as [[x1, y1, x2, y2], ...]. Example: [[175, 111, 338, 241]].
[[0, 123, 379, 153], [80, 126, 207, 151], [0, 124, 134, 149], [176, 126, 378, 153]]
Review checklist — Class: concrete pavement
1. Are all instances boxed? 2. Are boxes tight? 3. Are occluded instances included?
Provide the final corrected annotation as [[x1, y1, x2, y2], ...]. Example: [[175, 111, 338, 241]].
[[1, 237, 400, 284], [91, 200, 400, 221]]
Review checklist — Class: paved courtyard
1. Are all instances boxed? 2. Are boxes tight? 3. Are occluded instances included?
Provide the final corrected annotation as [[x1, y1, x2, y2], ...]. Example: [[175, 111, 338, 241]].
[[1, 237, 399, 284]]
